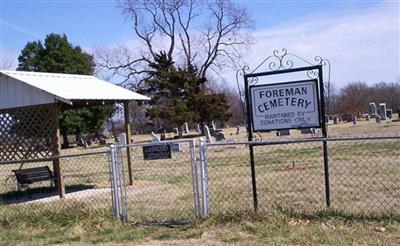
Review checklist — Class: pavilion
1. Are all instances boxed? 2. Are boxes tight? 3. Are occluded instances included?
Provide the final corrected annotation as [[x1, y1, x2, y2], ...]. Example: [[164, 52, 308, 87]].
[[0, 70, 149, 198]]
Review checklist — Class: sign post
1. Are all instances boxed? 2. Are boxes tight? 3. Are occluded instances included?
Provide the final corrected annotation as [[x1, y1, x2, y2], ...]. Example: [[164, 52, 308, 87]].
[[243, 64, 330, 211]]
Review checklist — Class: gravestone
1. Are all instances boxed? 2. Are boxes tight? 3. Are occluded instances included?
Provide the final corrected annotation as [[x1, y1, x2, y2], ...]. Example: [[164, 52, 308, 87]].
[[375, 115, 381, 123], [196, 124, 201, 133], [300, 128, 314, 134], [215, 131, 225, 141], [342, 113, 353, 122], [77, 137, 88, 148], [370, 102, 377, 116], [386, 109, 393, 119], [379, 103, 387, 120], [183, 122, 189, 133], [99, 138, 107, 145], [277, 129, 290, 136], [204, 125, 212, 143], [151, 131, 161, 142], [236, 126, 240, 135], [353, 116, 357, 125], [333, 116, 338, 124], [143, 144, 171, 160], [173, 128, 179, 135], [211, 120, 216, 130], [118, 133, 127, 145], [169, 143, 181, 152], [365, 114, 370, 121]]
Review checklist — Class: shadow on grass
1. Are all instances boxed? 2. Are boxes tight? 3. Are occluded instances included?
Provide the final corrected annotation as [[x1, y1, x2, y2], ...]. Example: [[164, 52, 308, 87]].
[[0, 184, 95, 205]]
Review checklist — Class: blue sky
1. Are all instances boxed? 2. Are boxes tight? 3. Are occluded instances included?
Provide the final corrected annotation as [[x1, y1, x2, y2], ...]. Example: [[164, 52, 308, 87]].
[[0, 0, 398, 87]]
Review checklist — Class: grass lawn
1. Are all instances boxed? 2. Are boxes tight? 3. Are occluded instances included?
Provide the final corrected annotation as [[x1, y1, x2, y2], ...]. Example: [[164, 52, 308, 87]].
[[1, 207, 399, 245]]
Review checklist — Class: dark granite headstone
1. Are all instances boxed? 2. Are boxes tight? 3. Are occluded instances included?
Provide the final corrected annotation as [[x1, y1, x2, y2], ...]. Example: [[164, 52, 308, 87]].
[[386, 109, 393, 119], [300, 128, 314, 134], [169, 143, 181, 152], [278, 129, 290, 136]]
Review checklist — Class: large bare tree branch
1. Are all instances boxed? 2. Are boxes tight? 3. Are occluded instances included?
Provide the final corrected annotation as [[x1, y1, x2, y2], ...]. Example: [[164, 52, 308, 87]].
[[97, 0, 253, 88]]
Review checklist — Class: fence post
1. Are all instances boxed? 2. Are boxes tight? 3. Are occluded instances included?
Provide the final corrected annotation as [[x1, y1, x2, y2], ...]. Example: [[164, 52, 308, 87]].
[[190, 139, 201, 218], [109, 144, 120, 219], [115, 145, 128, 222], [318, 66, 331, 208], [199, 138, 209, 218]]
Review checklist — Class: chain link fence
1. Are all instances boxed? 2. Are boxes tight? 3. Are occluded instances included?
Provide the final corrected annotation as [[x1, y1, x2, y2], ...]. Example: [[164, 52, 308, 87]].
[[203, 137, 400, 218], [1, 136, 399, 223], [0, 149, 113, 220]]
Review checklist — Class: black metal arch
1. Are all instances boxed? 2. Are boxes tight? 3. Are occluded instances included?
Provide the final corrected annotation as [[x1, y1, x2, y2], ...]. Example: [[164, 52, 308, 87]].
[[236, 48, 331, 124]]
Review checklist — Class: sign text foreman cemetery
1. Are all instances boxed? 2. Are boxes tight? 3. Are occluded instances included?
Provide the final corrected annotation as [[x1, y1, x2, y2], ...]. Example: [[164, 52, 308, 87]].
[[250, 80, 321, 131]]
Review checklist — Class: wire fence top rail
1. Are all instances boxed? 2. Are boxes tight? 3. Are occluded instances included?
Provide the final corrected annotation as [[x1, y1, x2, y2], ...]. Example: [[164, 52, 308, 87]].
[[116, 138, 196, 149]]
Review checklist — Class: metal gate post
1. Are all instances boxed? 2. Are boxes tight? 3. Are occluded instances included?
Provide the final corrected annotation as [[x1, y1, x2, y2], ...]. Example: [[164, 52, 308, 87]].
[[199, 138, 210, 218], [115, 145, 128, 222], [109, 144, 120, 219], [190, 139, 201, 218]]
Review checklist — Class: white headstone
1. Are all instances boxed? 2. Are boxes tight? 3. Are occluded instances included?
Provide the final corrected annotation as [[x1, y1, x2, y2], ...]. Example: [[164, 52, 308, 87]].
[[151, 131, 161, 142], [211, 120, 216, 130], [353, 116, 357, 125], [173, 128, 179, 135], [196, 124, 201, 133], [118, 133, 127, 145], [204, 125, 212, 143], [184, 122, 189, 133]]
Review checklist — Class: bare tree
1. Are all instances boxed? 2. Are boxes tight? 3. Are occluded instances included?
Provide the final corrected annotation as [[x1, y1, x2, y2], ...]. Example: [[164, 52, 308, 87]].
[[96, 0, 253, 88], [338, 82, 372, 114], [0, 53, 17, 70], [336, 81, 400, 114], [208, 78, 246, 126]]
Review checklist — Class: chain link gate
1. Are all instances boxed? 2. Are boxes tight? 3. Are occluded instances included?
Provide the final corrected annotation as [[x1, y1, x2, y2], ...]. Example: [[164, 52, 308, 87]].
[[109, 139, 202, 223]]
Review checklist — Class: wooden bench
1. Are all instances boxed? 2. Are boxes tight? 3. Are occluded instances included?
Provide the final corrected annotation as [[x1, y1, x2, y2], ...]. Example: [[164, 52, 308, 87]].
[[12, 166, 57, 196]]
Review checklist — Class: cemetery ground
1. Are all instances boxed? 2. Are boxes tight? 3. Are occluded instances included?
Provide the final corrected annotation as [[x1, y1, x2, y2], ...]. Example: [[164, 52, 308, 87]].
[[0, 115, 399, 244]]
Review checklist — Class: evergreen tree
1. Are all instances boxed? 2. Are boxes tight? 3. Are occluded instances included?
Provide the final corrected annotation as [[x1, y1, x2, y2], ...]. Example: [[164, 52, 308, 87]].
[[140, 52, 231, 136], [17, 33, 113, 146]]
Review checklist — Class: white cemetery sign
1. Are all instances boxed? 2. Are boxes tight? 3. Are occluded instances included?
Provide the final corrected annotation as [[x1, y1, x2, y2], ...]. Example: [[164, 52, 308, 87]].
[[249, 79, 321, 132]]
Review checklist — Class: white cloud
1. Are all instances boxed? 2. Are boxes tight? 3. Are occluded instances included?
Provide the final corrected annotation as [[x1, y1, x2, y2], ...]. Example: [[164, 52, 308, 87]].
[[229, 2, 399, 88], [0, 19, 42, 38]]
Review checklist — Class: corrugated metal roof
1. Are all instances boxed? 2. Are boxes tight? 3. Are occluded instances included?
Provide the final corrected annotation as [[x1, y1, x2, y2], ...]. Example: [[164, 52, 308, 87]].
[[0, 70, 150, 104]]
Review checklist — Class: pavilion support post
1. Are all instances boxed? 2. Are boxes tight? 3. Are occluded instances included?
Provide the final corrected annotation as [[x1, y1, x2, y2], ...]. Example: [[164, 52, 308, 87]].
[[52, 104, 65, 198], [124, 101, 133, 186]]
